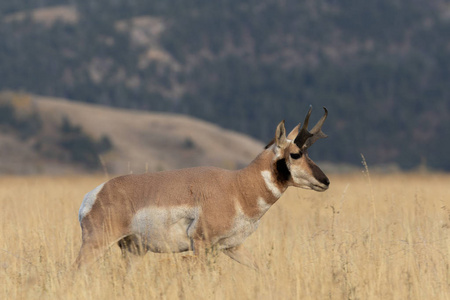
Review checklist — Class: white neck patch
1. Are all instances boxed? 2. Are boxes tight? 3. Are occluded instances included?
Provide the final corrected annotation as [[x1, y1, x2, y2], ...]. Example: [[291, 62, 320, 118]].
[[261, 170, 282, 198], [257, 197, 271, 214]]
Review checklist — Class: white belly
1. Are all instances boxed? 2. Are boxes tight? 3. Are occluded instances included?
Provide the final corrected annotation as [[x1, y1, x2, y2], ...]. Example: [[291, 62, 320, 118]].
[[130, 203, 261, 253], [130, 206, 198, 253]]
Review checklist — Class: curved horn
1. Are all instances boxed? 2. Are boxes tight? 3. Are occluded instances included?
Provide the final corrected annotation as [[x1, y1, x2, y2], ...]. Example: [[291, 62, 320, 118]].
[[294, 106, 313, 148], [304, 107, 328, 148], [309, 107, 328, 135], [301, 105, 312, 132]]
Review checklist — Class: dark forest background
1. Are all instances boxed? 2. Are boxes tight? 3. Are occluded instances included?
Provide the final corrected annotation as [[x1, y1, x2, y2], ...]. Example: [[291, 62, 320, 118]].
[[1, 0, 450, 170]]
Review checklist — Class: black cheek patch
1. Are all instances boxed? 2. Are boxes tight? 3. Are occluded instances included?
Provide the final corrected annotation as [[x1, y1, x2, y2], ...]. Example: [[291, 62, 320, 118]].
[[275, 158, 291, 184]]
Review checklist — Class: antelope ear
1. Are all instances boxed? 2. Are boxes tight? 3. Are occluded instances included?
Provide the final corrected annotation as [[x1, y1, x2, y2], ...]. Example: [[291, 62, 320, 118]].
[[275, 120, 288, 148], [287, 123, 301, 140]]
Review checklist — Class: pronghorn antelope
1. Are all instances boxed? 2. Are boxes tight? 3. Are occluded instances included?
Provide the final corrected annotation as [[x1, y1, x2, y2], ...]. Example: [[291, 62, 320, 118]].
[[76, 107, 330, 270]]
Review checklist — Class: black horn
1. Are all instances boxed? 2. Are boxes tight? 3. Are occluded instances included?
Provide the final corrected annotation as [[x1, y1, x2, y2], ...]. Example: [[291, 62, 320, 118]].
[[294, 106, 328, 149], [294, 106, 313, 148], [304, 107, 328, 148]]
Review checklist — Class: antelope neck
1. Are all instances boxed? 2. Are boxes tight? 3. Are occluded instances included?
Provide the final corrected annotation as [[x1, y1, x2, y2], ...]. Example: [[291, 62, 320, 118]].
[[236, 150, 289, 206]]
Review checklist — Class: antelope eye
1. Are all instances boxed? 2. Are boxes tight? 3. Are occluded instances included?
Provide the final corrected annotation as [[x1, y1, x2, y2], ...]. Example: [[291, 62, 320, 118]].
[[290, 153, 302, 160]]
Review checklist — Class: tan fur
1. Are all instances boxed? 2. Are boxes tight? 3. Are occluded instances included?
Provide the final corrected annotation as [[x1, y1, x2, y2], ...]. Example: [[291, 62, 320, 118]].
[[75, 120, 329, 270]]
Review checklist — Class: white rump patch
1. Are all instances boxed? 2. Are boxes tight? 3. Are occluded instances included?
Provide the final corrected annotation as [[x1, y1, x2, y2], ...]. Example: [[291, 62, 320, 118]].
[[78, 182, 105, 223], [261, 170, 282, 198]]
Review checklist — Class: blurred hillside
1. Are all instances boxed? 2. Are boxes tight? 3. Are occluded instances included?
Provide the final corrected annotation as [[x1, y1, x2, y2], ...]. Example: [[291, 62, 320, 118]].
[[0, 92, 262, 174], [1, 0, 450, 170]]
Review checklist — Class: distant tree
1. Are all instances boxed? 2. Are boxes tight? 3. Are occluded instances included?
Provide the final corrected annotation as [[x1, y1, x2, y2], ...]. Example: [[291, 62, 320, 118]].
[[58, 116, 114, 169]]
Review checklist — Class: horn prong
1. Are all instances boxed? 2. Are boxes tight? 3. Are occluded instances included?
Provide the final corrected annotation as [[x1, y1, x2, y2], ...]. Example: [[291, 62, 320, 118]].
[[304, 106, 329, 148], [301, 105, 313, 131], [294, 106, 329, 149], [310, 107, 328, 135]]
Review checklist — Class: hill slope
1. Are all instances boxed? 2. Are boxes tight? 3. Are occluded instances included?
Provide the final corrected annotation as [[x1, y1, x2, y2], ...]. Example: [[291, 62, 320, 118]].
[[0, 95, 263, 175]]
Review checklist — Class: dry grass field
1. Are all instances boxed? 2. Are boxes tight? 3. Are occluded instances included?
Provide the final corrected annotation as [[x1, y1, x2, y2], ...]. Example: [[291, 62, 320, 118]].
[[1, 171, 450, 299]]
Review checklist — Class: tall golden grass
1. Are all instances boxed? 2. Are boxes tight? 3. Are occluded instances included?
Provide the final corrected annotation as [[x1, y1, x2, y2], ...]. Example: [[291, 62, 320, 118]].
[[1, 172, 450, 299]]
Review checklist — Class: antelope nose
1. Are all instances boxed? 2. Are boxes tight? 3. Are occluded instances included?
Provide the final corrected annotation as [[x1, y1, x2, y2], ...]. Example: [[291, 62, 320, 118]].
[[322, 177, 330, 187]]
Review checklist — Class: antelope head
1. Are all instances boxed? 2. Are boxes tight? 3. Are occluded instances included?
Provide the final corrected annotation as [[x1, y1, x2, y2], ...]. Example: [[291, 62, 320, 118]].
[[271, 106, 330, 192]]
